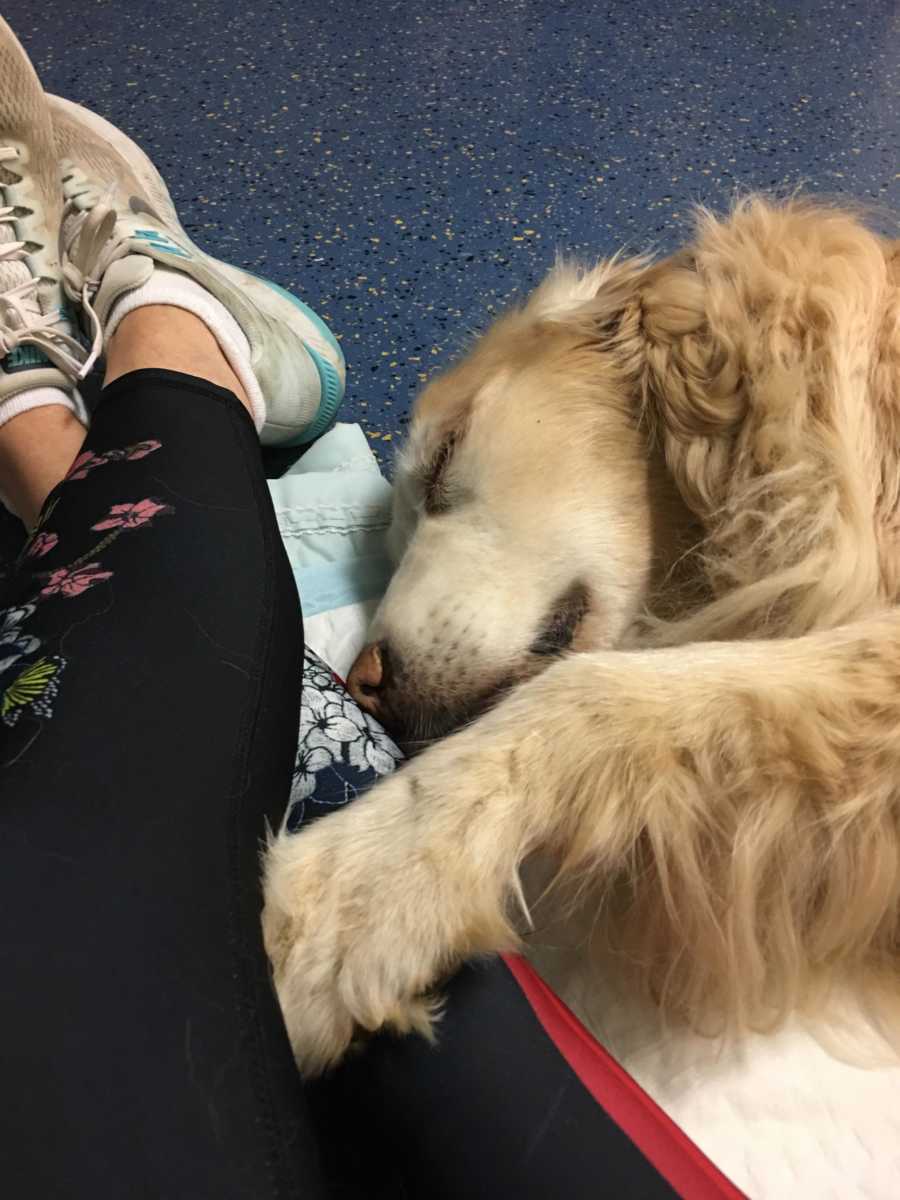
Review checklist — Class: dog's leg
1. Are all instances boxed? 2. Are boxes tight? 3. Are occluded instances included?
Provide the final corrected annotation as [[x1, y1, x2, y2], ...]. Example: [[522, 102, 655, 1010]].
[[264, 609, 900, 1074]]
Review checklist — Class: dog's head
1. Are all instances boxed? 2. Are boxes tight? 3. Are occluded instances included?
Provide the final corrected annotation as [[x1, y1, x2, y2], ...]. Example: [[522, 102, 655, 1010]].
[[348, 255, 697, 744]]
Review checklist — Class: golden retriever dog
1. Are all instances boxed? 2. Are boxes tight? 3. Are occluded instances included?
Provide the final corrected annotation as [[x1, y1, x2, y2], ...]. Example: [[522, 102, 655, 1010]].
[[263, 196, 900, 1075]]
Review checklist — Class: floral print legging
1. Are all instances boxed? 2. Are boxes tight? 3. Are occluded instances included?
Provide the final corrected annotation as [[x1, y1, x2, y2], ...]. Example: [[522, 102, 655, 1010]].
[[0, 369, 329, 1199]]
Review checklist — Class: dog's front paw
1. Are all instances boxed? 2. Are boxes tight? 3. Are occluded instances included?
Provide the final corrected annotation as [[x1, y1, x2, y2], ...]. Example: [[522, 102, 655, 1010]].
[[263, 739, 524, 1074], [262, 774, 454, 1074]]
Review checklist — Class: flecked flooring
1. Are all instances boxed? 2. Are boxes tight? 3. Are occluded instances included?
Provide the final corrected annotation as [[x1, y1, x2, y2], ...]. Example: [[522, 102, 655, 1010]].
[[7, 0, 898, 463]]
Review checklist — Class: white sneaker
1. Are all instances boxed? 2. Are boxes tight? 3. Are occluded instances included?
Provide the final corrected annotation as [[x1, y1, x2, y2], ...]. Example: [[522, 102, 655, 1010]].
[[0, 19, 88, 413], [50, 94, 346, 445]]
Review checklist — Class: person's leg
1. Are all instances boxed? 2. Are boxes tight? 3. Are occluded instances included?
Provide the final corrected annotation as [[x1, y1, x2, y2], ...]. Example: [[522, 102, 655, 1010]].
[[0, 20, 352, 1194], [0, 404, 85, 528], [0, 308, 326, 1198], [104, 305, 252, 409], [311, 961, 681, 1200], [0, 307, 246, 529]]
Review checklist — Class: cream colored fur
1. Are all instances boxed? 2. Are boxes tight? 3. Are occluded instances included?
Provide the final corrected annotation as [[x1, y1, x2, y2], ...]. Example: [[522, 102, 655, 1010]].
[[263, 197, 900, 1075]]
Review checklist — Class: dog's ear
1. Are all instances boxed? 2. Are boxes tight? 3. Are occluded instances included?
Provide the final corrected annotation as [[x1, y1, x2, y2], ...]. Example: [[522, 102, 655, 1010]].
[[637, 252, 746, 518], [640, 255, 744, 435], [524, 253, 650, 340], [525, 249, 746, 519]]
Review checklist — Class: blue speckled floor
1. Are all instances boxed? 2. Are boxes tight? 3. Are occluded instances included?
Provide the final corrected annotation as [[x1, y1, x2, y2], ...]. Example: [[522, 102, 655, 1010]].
[[6, 0, 899, 461]]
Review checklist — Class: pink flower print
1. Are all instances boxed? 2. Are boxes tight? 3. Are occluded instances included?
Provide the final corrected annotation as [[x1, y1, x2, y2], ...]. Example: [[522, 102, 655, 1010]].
[[41, 562, 113, 598], [124, 439, 162, 461], [91, 498, 173, 531], [65, 440, 161, 480], [66, 451, 105, 481], [26, 531, 59, 558]]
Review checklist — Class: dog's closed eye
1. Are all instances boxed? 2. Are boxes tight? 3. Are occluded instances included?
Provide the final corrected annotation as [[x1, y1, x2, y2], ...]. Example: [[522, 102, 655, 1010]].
[[421, 435, 458, 515]]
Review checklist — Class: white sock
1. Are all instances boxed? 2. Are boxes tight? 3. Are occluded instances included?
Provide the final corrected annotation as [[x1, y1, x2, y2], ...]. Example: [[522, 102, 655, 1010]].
[[0, 385, 88, 431], [104, 268, 267, 431]]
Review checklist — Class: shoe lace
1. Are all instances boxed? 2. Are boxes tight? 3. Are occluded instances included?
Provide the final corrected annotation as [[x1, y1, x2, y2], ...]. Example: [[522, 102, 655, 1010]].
[[0, 146, 90, 379], [60, 190, 130, 378]]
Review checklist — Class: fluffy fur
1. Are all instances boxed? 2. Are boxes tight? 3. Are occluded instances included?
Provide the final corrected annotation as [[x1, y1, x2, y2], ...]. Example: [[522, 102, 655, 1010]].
[[263, 196, 900, 1075]]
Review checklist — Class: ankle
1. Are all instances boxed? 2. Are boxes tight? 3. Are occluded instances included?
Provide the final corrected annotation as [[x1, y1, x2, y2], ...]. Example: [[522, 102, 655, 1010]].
[[0, 405, 86, 527], [104, 305, 252, 413]]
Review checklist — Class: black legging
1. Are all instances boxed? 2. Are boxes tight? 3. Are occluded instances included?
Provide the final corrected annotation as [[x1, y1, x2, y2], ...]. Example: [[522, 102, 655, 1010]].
[[0, 370, 707, 1199], [0, 370, 321, 1198]]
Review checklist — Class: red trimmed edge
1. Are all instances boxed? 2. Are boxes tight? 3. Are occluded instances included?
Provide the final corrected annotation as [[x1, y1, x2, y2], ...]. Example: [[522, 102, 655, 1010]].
[[501, 954, 747, 1200]]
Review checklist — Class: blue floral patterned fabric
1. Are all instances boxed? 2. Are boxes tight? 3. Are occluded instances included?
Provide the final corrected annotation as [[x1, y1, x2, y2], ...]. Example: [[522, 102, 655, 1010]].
[[286, 646, 403, 833]]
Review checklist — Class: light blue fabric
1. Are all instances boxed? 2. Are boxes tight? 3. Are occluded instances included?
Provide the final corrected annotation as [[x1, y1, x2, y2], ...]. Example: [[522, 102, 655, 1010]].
[[268, 423, 393, 618]]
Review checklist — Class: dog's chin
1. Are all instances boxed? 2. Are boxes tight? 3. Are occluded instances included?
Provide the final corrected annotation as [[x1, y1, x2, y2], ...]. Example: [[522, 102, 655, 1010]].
[[381, 651, 577, 756], [386, 681, 515, 757]]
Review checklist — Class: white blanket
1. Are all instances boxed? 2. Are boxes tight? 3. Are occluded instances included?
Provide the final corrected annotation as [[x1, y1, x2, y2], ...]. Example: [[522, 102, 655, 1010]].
[[557, 970, 900, 1199], [268, 422, 392, 679]]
